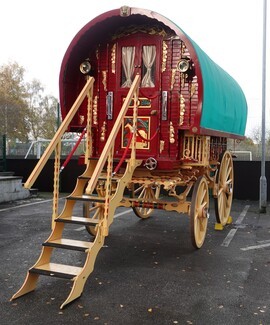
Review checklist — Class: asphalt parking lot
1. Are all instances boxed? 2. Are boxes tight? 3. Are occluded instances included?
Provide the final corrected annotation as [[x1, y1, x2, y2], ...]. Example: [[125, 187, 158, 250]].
[[1, 194, 270, 324]]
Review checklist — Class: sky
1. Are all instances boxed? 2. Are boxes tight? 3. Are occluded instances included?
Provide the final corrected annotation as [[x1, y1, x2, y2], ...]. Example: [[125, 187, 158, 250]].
[[0, 0, 269, 137]]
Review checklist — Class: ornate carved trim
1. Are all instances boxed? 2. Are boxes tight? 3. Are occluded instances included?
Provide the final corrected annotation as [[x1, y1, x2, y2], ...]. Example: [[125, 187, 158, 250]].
[[100, 121, 107, 142], [171, 68, 177, 90], [179, 94, 185, 126], [169, 122, 175, 144], [112, 25, 172, 40], [111, 44, 116, 74], [102, 71, 107, 91], [93, 95, 98, 125], [162, 41, 168, 72]]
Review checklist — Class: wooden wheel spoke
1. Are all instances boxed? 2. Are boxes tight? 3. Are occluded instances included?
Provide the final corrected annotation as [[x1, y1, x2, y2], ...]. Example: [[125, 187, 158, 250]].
[[199, 188, 207, 205], [215, 151, 234, 226], [137, 187, 146, 198], [218, 187, 223, 196], [201, 201, 208, 210], [132, 184, 160, 219], [198, 217, 206, 232], [190, 176, 209, 249], [226, 178, 232, 185], [89, 205, 99, 213], [225, 166, 232, 181]]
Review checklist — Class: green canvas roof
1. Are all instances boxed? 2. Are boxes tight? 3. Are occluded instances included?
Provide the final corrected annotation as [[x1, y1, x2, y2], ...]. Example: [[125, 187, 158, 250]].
[[187, 37, 248, 137], [60, 7, 248, 137]]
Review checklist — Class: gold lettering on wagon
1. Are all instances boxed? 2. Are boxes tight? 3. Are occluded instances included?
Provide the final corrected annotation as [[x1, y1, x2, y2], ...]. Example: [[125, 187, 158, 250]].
[[179, 94, 185, 125]]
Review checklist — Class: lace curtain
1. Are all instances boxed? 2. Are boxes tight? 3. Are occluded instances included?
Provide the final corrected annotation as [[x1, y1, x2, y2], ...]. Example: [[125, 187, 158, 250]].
[[121, 47, 135, 88], [141, 45, 156, 88], [121, 45, 156, 88]]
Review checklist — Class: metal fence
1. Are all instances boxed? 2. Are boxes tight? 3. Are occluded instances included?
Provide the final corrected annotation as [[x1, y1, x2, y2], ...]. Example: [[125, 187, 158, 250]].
[[3, 138, 268, 161], [6, 139, 85, 159]]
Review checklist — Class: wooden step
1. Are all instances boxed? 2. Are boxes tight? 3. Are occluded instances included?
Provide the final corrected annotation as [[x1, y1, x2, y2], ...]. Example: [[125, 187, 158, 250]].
[[78, 175, 90, 180], [30, 263, 82, 279], [55, 216, 100, 226], [78, 174, 121, 181], [43, 238, 94, 251], [67, 195, 106, 203]]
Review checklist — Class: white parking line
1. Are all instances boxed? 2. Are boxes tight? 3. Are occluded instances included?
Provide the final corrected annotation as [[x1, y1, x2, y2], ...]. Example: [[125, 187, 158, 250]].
[[221, 205, 250, 247], [241, 241, 270, 251], [75, 208, 133, 231], [114, 208, 132, 218], [0, 198, 62, 212]]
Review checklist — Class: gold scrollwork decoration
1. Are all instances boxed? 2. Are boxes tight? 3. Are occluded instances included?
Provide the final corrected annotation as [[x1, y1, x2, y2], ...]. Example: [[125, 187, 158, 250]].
[[93, 95, 98, 125], [100, 121, 107, 142], [112, 24, 171, 40], [160, 140, 165, 153], [111, 44, 116, 74], [169, 122, 175, 144], [191, 83, 197, 97], [162, 41, 168, 72], [181, 43, 186, 56], [102, 71, 107, 91], [180, 72, 189, 88], [79, 115, 85, 125], [171, 68, 177, 90], [179, 94, 185, 126]]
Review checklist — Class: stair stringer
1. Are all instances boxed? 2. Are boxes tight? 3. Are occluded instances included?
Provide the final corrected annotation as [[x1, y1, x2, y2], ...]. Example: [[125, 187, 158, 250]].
[[60, 159, 142, 308], [60, 228, 104, 309], [10, 159, 98, 301], [107, 159, 142, 229], [54, 159, 98, 222]]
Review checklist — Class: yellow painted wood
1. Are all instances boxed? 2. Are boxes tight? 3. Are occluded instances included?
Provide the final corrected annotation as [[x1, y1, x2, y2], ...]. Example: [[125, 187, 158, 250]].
[[12, 75, 144, 309], [52, 141, 61, 228], [85, 75, 140, 195], [60, 230, 105, 309], [10, 272, 39, 300], [34, 263, 82, 276], [57, 216, 100, 224], [46, 238, 94, 250], [85, 84, 93, 163], [24, 77, 94, 189]]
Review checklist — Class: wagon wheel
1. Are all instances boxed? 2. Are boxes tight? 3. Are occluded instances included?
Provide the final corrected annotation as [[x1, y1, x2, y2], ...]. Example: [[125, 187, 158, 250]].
[[214, 151, 234, 226], [83, 197, 104, 236], [131, 183, 160, 219], [83, 180, 118, 235], [190, 176, 209, 249]]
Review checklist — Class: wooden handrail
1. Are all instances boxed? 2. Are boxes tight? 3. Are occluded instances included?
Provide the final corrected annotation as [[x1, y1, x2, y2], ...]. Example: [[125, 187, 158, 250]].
[[85, 74, 140, 194], [24, 77, 95, 189]]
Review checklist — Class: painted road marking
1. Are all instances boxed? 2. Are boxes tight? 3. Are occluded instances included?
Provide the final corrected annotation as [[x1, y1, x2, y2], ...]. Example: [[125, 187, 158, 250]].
[[114, 208, 132, 218], [221, 205, 250, 247], [75, 208, 133, 231], [0, 197, 65, 212], [241, 240, 270, 251]]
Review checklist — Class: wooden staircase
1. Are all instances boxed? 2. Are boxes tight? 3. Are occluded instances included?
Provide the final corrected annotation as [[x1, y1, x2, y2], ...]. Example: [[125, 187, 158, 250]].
[[11, 75, 141, 308]]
